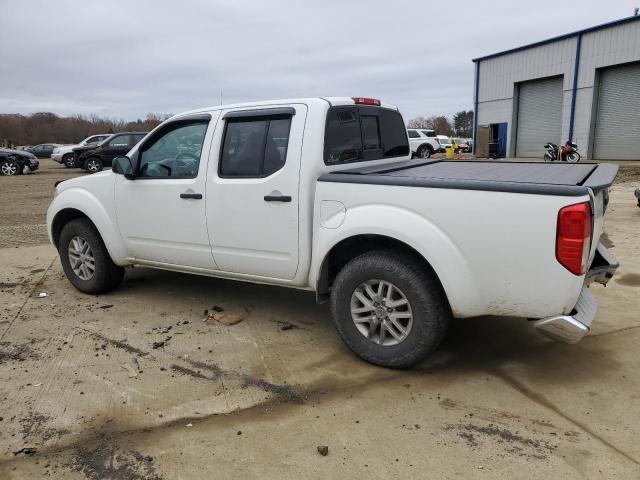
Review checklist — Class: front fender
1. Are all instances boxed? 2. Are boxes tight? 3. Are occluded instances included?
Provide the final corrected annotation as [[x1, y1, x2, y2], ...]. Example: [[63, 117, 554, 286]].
[[47, 188, 128, 265], [309, 204, 482, 317]]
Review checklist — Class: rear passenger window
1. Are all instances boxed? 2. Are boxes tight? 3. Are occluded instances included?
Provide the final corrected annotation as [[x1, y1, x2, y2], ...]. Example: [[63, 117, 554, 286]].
[[220, 116, 292, 177], [324, 107, 409, 165], [380, 109, 410, 157], [108, 135, 129, 147]]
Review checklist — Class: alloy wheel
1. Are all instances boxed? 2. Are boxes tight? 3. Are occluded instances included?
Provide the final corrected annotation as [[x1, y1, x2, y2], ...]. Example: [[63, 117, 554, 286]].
[[87, 159, 100, 172], [1, 161, 18, 176], [68, 236, 95, 280], [350, 279, 413, 346]]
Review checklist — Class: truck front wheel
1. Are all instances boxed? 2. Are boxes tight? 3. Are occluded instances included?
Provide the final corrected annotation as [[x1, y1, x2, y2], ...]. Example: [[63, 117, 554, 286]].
[[59, 218, 124, 294], [330, 250, 450, 368]]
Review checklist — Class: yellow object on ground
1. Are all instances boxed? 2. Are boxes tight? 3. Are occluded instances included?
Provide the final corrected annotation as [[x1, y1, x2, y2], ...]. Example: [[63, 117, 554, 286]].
[[445, 146, 454, 159]]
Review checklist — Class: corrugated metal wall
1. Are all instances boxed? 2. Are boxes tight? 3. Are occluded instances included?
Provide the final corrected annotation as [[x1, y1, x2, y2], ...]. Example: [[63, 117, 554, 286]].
[[475, 19, 640, 159]]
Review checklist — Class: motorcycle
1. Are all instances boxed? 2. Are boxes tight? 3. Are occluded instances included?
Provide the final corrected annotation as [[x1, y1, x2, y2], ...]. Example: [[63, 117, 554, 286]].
[[543, 141, 581, 162]]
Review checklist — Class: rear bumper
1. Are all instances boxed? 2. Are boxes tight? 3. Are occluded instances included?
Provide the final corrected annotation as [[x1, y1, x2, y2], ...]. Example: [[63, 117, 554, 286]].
[[534, 243, 618, 344]]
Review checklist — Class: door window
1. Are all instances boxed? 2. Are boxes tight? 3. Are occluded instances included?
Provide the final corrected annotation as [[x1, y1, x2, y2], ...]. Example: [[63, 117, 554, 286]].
[[138, 123, 208, 178], [408, 130, 420, 138], [219, 116, 292, 177], [108, 135, 129, 147]]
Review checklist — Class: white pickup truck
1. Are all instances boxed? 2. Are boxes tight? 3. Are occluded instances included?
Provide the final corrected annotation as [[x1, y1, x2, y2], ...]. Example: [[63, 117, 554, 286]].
[[47, 97, 619, 368]]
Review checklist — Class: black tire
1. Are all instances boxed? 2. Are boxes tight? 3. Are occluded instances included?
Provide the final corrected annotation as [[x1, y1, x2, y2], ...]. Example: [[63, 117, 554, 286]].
[[416, 145, 432, 159], [566, 151, 581, 163], [330, 250, 450, 368], [84, 156, 103, 173], [59, 218, 124, 294], [63, 153, 77, 168], [1, 159, 20, 176]]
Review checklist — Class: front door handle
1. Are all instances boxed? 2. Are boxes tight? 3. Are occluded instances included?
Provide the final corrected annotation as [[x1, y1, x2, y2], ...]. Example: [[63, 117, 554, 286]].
[[180, 193, 203, 199], [264, 195, 291, 202]]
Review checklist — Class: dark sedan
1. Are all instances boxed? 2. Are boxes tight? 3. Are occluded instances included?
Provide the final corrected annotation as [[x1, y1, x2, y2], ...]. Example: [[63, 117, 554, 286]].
[[73, 132, 147, 173], [0, 148, 39, 175], [26, 143, 59, 158]]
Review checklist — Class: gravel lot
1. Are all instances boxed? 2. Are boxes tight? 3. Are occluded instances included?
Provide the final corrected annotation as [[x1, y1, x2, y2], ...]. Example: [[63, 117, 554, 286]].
[[0, 159, 639, 479]]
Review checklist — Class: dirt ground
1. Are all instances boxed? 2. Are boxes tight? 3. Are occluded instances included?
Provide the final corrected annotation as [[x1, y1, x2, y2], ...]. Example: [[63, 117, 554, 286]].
[[1, 159, 639, 479]]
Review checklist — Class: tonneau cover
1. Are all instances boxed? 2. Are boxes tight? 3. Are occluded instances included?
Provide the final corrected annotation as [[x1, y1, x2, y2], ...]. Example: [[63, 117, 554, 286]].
[[318, 160, 618, 197]]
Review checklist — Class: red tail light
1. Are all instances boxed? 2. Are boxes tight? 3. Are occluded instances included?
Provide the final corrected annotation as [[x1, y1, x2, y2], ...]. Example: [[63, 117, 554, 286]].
[[352, 97, 381, 106], [556, 202, 592, 275]]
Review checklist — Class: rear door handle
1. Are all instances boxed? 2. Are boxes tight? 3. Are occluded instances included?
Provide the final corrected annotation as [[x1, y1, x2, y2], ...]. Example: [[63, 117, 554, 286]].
[[180, 193, 203, 199], [264, 195, 292, 202]]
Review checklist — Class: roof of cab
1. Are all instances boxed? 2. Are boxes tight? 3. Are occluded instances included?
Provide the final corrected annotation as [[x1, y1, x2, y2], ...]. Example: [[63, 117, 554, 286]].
[[171, 97, 399, 120]]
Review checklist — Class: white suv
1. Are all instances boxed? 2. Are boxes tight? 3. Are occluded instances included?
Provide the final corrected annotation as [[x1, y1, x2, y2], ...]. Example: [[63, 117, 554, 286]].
[[407, 129, 440, 158], [52, 134, 110, 168]]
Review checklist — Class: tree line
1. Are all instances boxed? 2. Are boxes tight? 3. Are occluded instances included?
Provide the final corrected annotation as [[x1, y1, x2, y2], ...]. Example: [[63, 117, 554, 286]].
[[407, 110, 473, 138], [0, 112, 172, 147]]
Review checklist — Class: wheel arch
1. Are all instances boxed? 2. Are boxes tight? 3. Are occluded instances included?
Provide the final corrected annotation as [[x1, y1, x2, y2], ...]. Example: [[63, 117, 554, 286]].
[[316, 234, 448, 304], [47, 190, 128, 265]]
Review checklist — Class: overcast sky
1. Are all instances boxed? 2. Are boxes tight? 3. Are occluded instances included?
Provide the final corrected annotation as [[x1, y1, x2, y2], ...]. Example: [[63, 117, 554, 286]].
[[0, 0, 636, 121]]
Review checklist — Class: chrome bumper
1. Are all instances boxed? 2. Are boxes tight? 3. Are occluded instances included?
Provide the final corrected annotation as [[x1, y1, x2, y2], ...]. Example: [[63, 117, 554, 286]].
[[534, 243, 618, 344]]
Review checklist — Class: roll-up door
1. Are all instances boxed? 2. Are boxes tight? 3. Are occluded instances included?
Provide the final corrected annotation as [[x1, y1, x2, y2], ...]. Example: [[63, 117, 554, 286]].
[[515, 76, 563, 157], [593, 62, 640, 160]]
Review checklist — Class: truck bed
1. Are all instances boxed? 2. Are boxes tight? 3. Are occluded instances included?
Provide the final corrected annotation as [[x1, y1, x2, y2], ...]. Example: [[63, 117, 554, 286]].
[[318, 160, 618, 196]]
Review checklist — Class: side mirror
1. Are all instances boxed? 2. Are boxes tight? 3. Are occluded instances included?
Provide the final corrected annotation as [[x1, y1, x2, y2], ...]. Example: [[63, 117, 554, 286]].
[[112, 156, 135, 179]]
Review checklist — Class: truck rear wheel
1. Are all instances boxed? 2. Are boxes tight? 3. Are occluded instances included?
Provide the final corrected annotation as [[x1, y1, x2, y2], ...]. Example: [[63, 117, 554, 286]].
[[59, 218, 124, 294], [330, 250, 450, 368]]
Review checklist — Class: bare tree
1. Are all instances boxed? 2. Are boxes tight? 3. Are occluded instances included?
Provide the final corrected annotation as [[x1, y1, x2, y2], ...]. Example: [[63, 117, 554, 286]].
[[0, 112, 171, 146]]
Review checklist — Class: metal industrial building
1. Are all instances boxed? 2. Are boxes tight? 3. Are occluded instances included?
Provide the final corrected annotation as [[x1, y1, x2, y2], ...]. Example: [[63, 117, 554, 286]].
[[473, 15, 640, 160]]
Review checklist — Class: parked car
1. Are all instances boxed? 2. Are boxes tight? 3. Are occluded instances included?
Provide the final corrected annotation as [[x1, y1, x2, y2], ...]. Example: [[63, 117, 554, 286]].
[[73, 132, 147, 173], [26, 143, 60, 158], [453, 138, 471, 153], [47, 96, 619, 368], [407, 129, 440, 158], [0, 148, 39, 175], [52, 134, 111, 168]]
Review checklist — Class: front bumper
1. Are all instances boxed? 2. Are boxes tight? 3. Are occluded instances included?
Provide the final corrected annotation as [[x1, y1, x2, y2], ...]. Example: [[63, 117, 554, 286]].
[[534, 243, 619, 344], [51, 153, 63, 163]]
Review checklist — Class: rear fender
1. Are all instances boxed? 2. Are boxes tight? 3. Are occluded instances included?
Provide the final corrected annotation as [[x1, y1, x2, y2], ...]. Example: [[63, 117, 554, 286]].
[[310, 204, 482, 317]]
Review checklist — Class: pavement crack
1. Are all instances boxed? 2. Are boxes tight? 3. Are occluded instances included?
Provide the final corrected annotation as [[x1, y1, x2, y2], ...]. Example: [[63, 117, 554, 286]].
[[588, 325, 640, 338], [491, 366, 640, 466], [0, 255, 56, 342]]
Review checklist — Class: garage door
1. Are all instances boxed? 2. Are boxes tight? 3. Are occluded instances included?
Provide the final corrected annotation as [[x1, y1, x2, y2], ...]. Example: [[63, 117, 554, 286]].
[[593, 62, 640, 160], [515, 76, 563, 157]]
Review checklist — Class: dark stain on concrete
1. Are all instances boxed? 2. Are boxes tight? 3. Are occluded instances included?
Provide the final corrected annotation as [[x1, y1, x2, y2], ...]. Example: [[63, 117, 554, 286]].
[[444, 423, 557, 459], [68, 443, 162, 480], [615, 272, 640, 287], [0, 341, 40, 363]]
